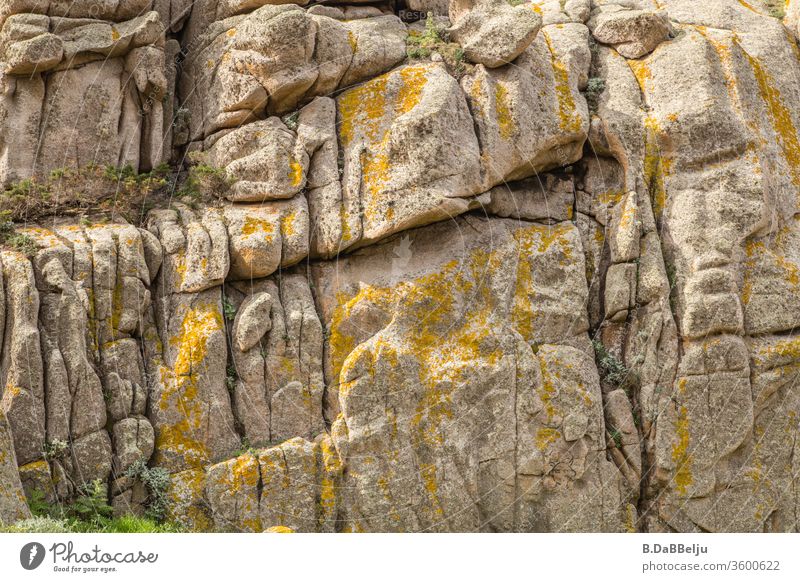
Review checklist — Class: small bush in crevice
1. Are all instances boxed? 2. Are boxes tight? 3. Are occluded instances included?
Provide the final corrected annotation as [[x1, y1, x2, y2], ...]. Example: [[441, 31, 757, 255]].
[[176, 162, 230, 206], [222, 294, 237, 321], [608, 426, 623, 449], [406, 14, 467, 76], [125, 458, 171, 523], [42, 439, 69, 461], [584, 77, 606, 114], [592, 339, 637, 394], [226, 363, 238, 395]]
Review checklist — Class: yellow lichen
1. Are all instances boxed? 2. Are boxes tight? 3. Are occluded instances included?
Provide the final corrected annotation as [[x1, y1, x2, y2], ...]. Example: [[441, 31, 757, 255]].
[[671, 405, 693, 496], [241, 216, 275, 239], [494, 82, 515, 140], [542, 30, 582, 134], [535, 427, 561, 451], [738, 37, 800, 188], [280, 210, 298, 238]]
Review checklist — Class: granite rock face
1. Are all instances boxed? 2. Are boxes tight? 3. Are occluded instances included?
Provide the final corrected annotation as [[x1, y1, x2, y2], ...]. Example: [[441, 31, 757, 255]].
[[1, 0, 800, 533]]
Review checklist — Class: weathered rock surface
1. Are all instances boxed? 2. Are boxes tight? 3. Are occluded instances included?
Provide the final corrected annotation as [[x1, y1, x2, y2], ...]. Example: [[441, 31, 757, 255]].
[[0, 407, 30, 525], [0, 0, 799, 534], [448, 0, 542, 67], [0, 6, 171, 187]]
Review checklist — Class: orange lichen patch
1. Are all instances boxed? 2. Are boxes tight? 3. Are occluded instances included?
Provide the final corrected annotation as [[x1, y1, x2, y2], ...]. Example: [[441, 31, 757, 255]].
[[280, 210, 298, 238], [332, 249, 509, 449], [420, 463, 444, 517], [467, 74, 486, 119], [628, 59, 652, 95], [511, 222, 574, 341], [347, 31, 357, 53], [597, 189, 625, 206], [643, 116, 669, 218], [743, 228, 800, 305], [338, 65, 433, 224], [752, 336, 800, 376], [397, 65, 429, 115], [536, 357, 558, 421], [338, 75, 388, 147], [289, 158, 303, 188], [528, 1, 544, 15], [695, 27, 739, 103], [737, 38, 800, 189], [155, 303, 224, 468], [360, 145, 391, 217], [494, 82, 515, 140], [339, 204, 353, 243], [265, 525, 294, 533], [671, 405, 693, 496], [241, 215, 275, 239], [111, 28, 120, 41], [227, 28, 237, 37], [542, 30, 582, 133], [736, 0, 760, 12], [3, 383, 21, 399], [535, 427, 561, 451], [317, 436, 341, 522], [170, 304, 223, 377]]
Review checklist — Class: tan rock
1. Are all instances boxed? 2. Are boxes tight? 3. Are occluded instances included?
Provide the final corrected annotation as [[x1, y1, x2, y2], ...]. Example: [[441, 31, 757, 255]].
[[0, 407, 30, 526], [448, 0, 542, 67]]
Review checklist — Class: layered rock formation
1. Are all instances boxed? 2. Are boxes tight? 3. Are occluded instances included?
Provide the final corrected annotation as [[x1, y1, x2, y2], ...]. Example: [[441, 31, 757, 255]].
[[1, 0, 799, 532]]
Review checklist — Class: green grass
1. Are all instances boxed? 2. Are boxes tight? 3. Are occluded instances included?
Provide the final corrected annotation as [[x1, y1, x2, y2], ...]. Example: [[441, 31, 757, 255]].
[[6, 468, 180, 533], [1, 515, 183, 533]]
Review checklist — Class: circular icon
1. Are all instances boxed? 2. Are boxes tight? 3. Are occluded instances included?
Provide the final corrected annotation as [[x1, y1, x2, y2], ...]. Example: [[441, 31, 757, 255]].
[[20, 542, 45, 570]]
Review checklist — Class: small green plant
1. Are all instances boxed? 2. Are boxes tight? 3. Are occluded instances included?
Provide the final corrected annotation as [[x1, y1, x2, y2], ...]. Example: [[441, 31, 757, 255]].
[[0, 209, 14, 237], [222, 294, 237, 321], [177, 163, 229, 204], [406, 14, 467, 75], [125, 458, 171, 522], [43, 439, 69, 461], [5, 233, 37, 256], [584, 77, 606, 114], [71, 479, 114, 525], [0, 209, 37, 255], [27, 489, 56, 518], [608, 427, 623, 449], [235, 437, 257, 457], [765, 0, 785, 18], [283, 111, 300, 130], [98, 515, 184, 533], [592, 339, 635, 393], [226, 363, 238, 395]]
